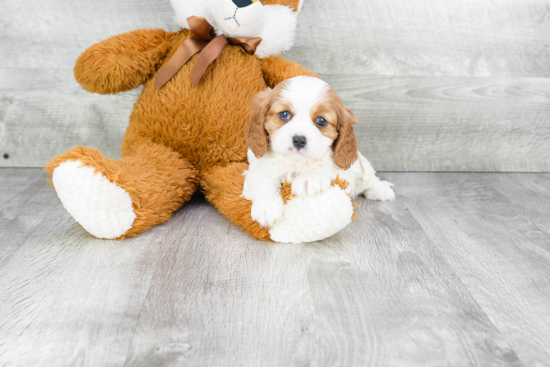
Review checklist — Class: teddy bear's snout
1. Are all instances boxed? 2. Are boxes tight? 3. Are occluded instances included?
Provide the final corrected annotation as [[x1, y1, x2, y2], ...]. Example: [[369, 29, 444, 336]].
[[219, 0, 264, 33], [232, 0, 253, 8]]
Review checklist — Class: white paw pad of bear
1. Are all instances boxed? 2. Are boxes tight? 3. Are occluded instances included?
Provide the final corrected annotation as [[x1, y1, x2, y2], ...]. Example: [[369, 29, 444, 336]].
[[269, 186, 354, 244], [52, 160, 136, 239]]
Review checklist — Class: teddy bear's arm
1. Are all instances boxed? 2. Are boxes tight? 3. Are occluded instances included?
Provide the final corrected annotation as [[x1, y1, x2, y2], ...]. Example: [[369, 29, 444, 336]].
[[260, 55, 318, 88], [74, 29, 182, 94]]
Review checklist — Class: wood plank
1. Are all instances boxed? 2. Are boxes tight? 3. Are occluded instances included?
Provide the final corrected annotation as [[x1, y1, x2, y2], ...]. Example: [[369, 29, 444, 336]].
[[2, 68, 549, 171], [3, 169, 550, 365], [0, 68, 137, 166], [388, 172, 550, 366], [0, 195, 175, 366], [0, 0, 176, 70], [1, 0, 550, 171], [325, 74, 550, 171], [0, 169, 58, 267], [3, 0, 549, 77], [300, 193, 522, 367], [483, 173, 550, 235], [122, 200, 316, 367], [124, 187, 521, 366], [0, 168, 45, 207], [289, 0, 550, 77]]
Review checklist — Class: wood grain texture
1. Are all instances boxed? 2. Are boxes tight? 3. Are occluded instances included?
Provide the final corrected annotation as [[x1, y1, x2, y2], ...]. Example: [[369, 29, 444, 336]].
[[325, 74, 550, 171], [4, 169, 550, 366], [387, 172, 550, 367], [0, 68, 138, 165], [0, 0, 177, 70], [485, 173, 550, 235], [124, 195, 520, 366], [1, 0, 550, 170], [287, 0, 550, 77], [0, 172, 172, 365], [0, 0, 175, 168], [0, 168, 58, 267], [299, 196, 521, 366]]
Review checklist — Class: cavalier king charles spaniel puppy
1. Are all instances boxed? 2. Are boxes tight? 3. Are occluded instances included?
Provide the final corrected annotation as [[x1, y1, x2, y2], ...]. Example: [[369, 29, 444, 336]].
[[243, 76, 395, 228]]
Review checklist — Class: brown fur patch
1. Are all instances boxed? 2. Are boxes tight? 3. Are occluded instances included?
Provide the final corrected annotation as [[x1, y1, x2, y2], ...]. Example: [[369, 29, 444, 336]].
[[280, 181, 295, 204], [247, 89, 272, 159], [248, 80, 294, 158], [265, 97, 295, 136], [260, 0, 301, 12], [331, 175, 350, 191], [318, 88, 359, 170], [310, 98, 338, 141], [201, 163, 273, 241], [260, 56, 317, 89], [74, 29, 178, 94]]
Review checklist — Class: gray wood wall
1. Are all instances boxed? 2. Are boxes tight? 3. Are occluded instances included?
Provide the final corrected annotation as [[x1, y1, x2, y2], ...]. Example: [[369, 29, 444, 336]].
[[1, 0, 549, 171]]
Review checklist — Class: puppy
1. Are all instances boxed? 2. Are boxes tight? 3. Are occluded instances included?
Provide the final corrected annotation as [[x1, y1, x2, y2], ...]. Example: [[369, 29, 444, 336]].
[[243, 76, 395, 228]]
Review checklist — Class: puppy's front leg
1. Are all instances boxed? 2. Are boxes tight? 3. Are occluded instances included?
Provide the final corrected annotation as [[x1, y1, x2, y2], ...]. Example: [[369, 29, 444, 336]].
[[243, 171, 284, 228], [250, 188, 285, 228]]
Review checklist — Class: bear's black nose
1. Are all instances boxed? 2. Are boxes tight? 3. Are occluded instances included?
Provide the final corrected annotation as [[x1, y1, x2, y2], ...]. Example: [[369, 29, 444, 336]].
[[293, 135, 307, 150], [232, 0, 253, 8]]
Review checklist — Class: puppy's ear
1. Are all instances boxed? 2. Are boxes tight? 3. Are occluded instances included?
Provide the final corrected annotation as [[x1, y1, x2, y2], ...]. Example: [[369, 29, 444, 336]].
[[247, 88, 272, 158], [333, 107, 359, 170]]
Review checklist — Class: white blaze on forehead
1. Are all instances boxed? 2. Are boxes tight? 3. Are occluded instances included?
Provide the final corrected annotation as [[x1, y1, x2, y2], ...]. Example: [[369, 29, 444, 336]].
[[281, 76, 329, 112]]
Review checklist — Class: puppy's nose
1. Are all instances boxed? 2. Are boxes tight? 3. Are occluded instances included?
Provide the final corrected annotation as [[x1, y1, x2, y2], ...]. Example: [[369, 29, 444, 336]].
[[293, 135, 307, 150], [232, 0, 253, 8]]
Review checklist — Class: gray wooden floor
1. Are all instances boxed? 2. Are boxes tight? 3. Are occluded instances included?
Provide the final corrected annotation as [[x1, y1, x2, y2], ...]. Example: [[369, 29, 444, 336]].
[[1, 169, 549, 366]]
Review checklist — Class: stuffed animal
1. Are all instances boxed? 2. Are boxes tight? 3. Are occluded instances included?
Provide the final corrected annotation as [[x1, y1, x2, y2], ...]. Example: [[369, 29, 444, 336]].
[[46, 0, 394, 243]]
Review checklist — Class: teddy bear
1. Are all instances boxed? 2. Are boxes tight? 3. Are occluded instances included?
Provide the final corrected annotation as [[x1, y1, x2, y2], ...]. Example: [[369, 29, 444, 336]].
[[45, 0, 381, 243], [45, 0, 393, 243]]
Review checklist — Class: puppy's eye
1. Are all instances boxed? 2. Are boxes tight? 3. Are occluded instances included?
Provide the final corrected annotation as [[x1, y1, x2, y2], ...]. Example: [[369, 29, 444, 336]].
[[279, 111, 292, 122], [316, 116, 328, 127]]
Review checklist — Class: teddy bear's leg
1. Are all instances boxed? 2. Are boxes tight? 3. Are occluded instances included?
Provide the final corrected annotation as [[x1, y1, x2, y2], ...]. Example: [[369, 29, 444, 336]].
[[202, 163, 357, 243], [45, 144, 199, 239], [200, 163, 273, 242]]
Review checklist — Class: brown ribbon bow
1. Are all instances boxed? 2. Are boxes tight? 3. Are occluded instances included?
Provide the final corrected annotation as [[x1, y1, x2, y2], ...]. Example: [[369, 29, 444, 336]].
[[155, 16, 262, 89]]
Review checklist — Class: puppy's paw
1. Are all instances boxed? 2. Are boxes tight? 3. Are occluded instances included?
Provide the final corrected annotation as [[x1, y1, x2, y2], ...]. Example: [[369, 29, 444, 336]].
[[251, 194, 285, 228], [365, 180, 396, 201], [291, 173, 332, 197]]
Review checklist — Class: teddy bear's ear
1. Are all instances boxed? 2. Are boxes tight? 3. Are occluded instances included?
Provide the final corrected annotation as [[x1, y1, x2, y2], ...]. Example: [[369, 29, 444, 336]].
[[171, 0, 208, 29], [247, 88, 273, 158]]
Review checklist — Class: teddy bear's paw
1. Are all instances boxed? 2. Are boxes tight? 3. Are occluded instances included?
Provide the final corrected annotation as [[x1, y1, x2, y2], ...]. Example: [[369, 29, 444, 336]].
[[251, 193, 285, 228], [52, 160, 137, 239], [269, 185, 354, 243], [365, 180, 396, 202], [291, 173, 332, 197]]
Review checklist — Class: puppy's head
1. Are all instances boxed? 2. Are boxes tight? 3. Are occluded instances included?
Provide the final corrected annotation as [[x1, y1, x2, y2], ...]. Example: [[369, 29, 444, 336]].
[[247, 76, 358, 170]]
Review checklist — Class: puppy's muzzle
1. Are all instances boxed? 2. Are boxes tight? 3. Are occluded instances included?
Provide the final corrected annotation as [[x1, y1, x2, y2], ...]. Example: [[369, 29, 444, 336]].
[[293, 135, 307, 150]]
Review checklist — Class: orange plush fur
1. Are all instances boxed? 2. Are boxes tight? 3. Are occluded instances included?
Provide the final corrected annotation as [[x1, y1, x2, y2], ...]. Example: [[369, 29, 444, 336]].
[[46, 1, 317, 240]]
